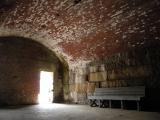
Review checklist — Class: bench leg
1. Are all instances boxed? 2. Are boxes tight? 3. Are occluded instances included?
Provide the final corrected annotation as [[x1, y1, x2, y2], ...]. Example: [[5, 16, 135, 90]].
[[89, 99, 97, 107], [137, 101, 140, 111], [89, 99, 92, 106], [98, 100, 104, 108], [109, 100, 112, 108], [98, 100, 101, 107], [101, 100, 105, 108], [121, 100, 124, 109]]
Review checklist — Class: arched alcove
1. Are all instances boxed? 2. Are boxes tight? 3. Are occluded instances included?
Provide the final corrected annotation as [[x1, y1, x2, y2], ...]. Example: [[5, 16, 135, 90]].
[[0, 36, 69, 105]]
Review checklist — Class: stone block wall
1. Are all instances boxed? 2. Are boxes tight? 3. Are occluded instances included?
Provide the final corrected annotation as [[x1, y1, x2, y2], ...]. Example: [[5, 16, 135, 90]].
[[67, 42, 160, 109], [69, 68, 88, 104], [87, 43, 160, 109]]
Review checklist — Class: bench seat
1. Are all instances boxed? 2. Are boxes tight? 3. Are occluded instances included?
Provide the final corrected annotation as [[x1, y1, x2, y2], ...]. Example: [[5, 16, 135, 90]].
[[88, 86, 145, 110]]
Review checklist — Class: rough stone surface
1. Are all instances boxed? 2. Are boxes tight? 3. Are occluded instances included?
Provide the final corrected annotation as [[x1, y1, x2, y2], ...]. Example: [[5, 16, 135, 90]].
[[87, 44, 160, 110]]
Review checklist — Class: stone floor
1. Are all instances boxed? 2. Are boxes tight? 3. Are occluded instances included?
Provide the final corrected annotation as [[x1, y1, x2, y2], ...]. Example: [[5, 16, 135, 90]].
[[0, 103, 160, 120]]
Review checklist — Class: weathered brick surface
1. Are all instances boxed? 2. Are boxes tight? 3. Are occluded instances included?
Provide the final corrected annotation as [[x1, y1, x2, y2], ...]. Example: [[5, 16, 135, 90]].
[[0, 0, 159, 106], [0, 0, 159, 67], [0, 37, 63, 105]]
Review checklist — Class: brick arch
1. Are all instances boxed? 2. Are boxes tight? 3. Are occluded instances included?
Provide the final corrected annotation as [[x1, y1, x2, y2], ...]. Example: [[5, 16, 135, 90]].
[[0, 28, 67, 63], [0, 35, 70, 105]]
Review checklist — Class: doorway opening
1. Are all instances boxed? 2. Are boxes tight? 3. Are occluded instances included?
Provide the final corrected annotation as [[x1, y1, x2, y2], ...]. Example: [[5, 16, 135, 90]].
[[38, 71, 54, 104]]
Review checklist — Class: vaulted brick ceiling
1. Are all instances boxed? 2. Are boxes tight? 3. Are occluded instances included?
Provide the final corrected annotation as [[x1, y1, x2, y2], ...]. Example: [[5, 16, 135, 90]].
[[0, 0, 159, 68]]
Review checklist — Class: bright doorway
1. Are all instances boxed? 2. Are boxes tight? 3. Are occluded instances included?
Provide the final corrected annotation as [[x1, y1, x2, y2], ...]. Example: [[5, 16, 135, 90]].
[[38, 71, 54, 104]]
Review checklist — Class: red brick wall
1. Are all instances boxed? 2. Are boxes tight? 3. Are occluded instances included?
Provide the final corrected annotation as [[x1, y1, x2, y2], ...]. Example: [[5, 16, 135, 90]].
[[0, 37, 63, 105], [0, 0, 159, 63]]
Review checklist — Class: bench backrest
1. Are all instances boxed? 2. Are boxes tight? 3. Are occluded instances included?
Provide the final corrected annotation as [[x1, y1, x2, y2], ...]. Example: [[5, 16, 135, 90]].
[[94, 86, 145, 97]]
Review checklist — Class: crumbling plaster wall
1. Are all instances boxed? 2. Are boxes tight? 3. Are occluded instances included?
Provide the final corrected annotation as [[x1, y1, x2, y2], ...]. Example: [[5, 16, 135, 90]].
[[0, 0, 160, 103]]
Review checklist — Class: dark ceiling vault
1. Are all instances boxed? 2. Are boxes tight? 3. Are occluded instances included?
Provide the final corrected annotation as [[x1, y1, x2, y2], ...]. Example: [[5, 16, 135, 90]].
[[0, 0, 159, 64], [0, 0, 15, 7], [74, 0, 81, 5]]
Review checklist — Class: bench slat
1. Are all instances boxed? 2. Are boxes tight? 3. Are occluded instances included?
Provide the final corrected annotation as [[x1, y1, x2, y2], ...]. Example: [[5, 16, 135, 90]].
[[88, 95, 142, 100], [88, 86, 145, 110], [88, 86, 145, 100]]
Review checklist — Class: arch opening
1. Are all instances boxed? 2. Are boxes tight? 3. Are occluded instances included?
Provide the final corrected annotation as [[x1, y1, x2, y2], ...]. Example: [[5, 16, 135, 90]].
[[0, 36, 69, 106], [38, 71, 54, 104]]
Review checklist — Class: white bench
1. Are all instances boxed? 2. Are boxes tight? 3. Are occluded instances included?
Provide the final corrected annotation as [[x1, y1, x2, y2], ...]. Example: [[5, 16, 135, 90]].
[[88, 86, 145, 110]]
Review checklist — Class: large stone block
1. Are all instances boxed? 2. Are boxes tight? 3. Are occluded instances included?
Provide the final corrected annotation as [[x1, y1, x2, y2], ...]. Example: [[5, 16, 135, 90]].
[[89, 71, 107, 82]]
